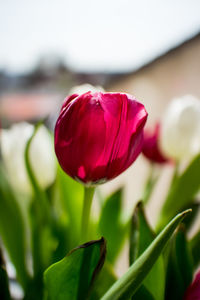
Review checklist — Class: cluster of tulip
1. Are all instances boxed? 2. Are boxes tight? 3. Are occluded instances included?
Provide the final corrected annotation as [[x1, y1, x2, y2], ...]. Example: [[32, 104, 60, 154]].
[[0, 87, 200, 300]]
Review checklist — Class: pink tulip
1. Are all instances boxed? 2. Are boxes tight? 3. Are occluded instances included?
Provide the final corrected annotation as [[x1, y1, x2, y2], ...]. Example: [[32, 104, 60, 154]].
[[142, 123, 168, 164], [55, 92, 148, 185], [184, 270, 200, 299]]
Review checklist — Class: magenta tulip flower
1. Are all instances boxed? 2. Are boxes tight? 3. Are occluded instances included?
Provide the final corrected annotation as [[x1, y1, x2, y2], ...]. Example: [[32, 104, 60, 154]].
[[55, 92, 148, 185], [184, 270, 200, 299], [142, 123, 169, 164]]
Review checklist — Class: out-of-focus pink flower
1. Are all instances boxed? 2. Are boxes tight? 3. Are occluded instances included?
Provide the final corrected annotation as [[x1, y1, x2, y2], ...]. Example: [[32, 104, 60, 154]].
[[54, 92, 148, 185], [142, 123, 169, 164], [184, 270, 200, 300]]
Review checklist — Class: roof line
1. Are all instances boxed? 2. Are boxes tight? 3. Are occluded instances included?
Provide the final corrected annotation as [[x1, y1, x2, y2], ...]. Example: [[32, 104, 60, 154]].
[[105, 31, 200, 86]]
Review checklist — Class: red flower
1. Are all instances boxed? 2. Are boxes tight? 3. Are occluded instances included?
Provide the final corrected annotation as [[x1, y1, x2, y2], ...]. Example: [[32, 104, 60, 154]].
[[184, 270, 200, 300], [142, 123, 168, 164], [54, 92, 148, 185]]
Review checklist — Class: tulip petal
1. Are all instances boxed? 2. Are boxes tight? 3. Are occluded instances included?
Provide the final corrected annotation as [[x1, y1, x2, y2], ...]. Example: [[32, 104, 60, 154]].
[[184, 271, 200, 299], [55, 92, 147, 184]]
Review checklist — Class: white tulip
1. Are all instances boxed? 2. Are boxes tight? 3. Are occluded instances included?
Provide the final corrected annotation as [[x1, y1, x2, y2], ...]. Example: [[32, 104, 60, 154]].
[[0, 122, 56, 194], [69, 83, 104, 95], [160, 95, 200, 161]]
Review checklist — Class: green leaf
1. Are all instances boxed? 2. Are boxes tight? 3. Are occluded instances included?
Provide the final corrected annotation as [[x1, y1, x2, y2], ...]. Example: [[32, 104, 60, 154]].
[[132, 285, 155, 300], [51, 221, 71, 263], [142, 164, 158, 204], [0, 164, 30, 289], [190, 231, 200, 270], [157, 154, 200, 229], [56, 165, 84, 247], [89, 263, 117, 300], [129, 202, 155, 264], [100, 209, 191, 300], [44, 237, 106, 300], [0, 249, 11, 300], [98, 188, 128, 263], [165, 225, 193, 299], [129, 202, 165, 300], [182, 202, 200, 230]]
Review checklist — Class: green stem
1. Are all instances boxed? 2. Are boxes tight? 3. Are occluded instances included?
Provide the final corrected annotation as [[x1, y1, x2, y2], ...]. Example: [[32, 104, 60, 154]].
[[142, 163, 157, 204], [81, 187, 95, 243], [155, 162, 180, 232], [96, 187, 104, 208], [24, 123, 51, 224], [24, 123, 52, 298], [171, 162, 180, 186]]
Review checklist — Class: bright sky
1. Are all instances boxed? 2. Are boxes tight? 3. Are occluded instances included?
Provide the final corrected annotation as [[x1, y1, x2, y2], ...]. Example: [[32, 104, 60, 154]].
[[0, 0, 200, 74]]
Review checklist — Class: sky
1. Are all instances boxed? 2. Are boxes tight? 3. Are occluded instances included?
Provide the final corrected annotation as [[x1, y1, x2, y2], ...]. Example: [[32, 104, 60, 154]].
[[0, 0, 200, 74]]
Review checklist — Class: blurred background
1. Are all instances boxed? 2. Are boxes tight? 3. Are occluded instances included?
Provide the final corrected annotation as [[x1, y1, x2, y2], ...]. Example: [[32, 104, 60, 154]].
[[0, 0, 200, 274]]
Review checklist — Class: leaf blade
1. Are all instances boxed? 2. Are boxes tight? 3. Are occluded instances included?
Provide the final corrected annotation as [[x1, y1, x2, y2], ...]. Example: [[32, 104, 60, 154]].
[[158, 154, 200, 229], [129, 202, 165, 300], [98, 188, 127, 263], [101, 209, 191, 300], [165, 225, 193, 299], [44, 238, 106, 300], [0, 165, 29, 289]]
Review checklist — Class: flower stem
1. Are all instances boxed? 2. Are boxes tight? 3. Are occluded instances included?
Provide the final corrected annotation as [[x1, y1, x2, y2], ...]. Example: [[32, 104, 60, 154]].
[[81, 187, 95, 243], [142, 163, 157, 204]]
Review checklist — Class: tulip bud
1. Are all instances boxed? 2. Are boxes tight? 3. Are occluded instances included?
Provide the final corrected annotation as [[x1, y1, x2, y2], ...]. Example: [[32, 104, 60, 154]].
[[160, 95, 200, 162], [0, 122, 56, 194], [184, 270, 200, 299], [142, 123, 169, 164], [54, 92, 148, 185]]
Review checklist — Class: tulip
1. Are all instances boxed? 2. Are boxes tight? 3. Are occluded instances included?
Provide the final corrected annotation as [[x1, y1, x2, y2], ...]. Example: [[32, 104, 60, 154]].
[[160, 95, 200, 162], [0, 122, 56, 194], [142, 123, 168, 164], [54, 92, 148, 185], [55, 91, 147, 242], [184, 270, 200, 299]]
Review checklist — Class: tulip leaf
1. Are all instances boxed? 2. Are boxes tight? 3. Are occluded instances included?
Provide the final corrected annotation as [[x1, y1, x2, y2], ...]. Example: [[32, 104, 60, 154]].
[[189, 231, 200, 270], [158, 154, 200, 229], [182, 202, 200, 230], [56, 165, 84, 247], [98, 188, 128, 263], [89, 263, 117, 300], [129, 202, 165, 300], [44, 237, 106, 300], [0, 164, 29, 289], [165, 225, 193, 299], [100, 209, 191, 300], [132, 285, 155, 300], [51, 221, 71, 263], [142, 165, 158, 204], [0, 249, 11, 300]]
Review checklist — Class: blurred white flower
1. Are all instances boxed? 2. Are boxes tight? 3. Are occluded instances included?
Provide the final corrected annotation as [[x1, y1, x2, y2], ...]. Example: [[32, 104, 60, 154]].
[[0, 122, 56, 194], [69, 83, 105, 95], [160, 95, 200, 162]]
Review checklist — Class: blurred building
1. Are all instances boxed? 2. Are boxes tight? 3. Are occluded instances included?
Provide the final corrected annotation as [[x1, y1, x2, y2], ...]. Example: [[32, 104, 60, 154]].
[[107, 33, 200, 126]]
